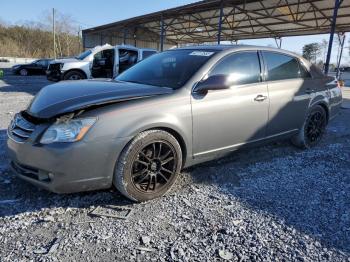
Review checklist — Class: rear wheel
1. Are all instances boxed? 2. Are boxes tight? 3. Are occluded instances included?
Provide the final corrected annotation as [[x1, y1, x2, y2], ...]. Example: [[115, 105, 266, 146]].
[[114, 130, 182, 202], [63, 70, 86, 80], [291, 105, 327, 149], [19, 69, 28, 76]]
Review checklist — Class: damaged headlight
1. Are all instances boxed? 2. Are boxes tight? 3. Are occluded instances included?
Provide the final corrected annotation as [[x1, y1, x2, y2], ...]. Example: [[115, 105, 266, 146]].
[[40, 117, 97, 144]]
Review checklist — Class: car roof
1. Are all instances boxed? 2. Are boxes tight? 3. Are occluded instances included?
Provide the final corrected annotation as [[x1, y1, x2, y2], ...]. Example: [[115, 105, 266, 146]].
[[174, 44, 301, 58]]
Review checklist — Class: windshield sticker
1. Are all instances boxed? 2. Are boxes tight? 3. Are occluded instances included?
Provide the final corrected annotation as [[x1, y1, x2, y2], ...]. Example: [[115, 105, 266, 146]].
[[189, 51, 214, 57]]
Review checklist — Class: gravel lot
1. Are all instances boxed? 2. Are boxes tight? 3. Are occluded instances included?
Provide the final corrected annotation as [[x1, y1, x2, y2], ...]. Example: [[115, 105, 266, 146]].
[[0, 69, 350, 261]]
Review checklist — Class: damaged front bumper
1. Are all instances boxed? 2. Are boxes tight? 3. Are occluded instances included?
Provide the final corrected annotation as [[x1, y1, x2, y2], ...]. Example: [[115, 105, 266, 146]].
[[6, 113, 130, 193], [46, 69, 62, 82]]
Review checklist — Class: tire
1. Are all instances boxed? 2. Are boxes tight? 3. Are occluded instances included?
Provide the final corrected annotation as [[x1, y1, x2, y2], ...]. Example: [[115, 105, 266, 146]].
[[114, 130, 182, 202], [63, 70, 86, 80], [19, 69, 28, 76], [291, 105, 327, 149]]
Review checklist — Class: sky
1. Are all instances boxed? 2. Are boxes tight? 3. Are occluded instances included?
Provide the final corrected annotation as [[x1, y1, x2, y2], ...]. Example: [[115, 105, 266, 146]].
[[1, 0, 349, 64]]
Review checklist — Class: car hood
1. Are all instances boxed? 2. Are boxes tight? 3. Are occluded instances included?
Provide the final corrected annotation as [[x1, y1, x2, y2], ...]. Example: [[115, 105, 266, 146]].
[[27, 79, 173, 119], [50, 58, 80, 64]]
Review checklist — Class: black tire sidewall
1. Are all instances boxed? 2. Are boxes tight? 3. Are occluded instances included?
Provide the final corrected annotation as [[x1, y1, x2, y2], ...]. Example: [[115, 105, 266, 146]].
[[114, 130, 182, 202], [303, 106, 327, 148]]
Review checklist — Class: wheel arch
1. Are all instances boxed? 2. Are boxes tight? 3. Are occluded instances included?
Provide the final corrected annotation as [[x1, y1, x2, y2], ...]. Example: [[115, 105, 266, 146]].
[[63, 69, 87, 79], [312, 101, 330, 124], [119, 124, 189, 168], [144, 126, 188, 167], [309, 96, 330, 124]]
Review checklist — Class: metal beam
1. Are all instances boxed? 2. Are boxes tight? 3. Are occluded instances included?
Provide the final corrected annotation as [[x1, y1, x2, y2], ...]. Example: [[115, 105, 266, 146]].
[[217, 0, 224, 44], [274, 37, 282, 48], [324, 0, 341, 75]]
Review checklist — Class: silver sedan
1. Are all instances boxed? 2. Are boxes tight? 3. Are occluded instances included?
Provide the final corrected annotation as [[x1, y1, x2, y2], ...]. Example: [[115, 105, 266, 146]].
[[7, 45, 342, 201]]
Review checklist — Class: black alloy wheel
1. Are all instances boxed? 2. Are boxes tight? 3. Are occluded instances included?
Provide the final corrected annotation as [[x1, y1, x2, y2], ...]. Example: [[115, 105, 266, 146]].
[[131, 141, 177, 193], [114, 130, 182, 202], [305, 109, 326, 146]]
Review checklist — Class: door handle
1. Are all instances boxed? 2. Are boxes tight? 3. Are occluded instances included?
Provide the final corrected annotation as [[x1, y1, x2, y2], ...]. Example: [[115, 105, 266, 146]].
[[254, 95, 267, 102]]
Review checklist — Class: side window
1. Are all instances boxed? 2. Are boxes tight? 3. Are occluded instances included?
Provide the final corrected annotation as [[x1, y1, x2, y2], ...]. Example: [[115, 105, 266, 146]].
[[209, 52, 261, 85], [263, 52, 300, 81], [38, 60, 49, 67], [298, 61, 312, 78]]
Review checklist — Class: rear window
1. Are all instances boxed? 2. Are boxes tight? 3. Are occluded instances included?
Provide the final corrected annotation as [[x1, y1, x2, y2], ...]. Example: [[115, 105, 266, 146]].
[[263, 51, 300, 81]]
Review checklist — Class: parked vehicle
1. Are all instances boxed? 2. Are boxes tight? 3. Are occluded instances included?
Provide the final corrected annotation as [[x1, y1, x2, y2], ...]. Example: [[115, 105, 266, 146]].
[[46, 44, 157, 81], [12, 59, 52, 76], [7, 45, 342, 202]]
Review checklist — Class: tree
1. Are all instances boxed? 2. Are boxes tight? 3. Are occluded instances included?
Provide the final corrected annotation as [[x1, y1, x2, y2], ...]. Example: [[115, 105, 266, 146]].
[[302, 43, 321, 64], [320, 39, 328, 63], [0, 10, 82, 58]]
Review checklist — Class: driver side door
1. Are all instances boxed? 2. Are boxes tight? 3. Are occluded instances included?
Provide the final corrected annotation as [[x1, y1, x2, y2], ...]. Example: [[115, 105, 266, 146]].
[[191, 51, 269, 157]]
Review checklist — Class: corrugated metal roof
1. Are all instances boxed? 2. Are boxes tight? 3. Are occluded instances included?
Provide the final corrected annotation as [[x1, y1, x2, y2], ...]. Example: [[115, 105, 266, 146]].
[[83, 0, 350, 44]]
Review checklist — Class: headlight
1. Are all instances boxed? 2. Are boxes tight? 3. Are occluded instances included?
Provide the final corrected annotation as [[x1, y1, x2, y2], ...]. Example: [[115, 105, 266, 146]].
[[40, 117, 97, 144]]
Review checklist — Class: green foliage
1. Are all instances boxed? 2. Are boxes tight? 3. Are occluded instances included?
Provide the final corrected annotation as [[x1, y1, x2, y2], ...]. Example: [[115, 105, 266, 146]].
[[302, 43, 321, 64], [0, 24, 81, 58]]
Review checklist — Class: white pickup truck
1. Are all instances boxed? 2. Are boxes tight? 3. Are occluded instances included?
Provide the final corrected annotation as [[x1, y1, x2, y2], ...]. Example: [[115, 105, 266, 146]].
[[46, 44, 157, 81]]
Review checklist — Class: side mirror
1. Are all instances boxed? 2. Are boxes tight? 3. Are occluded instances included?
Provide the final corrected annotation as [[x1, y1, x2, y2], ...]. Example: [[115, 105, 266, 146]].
[[193, 75, 230, 94]]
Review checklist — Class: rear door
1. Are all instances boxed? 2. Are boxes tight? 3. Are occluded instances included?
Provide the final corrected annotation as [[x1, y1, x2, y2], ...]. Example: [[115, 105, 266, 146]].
[[192, 51, 269, 156], [262, 51, 312, 136]]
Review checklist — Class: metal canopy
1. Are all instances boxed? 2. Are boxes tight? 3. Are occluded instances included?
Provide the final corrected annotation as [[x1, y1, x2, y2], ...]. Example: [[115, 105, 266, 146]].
[[83, 0, 350, 46]]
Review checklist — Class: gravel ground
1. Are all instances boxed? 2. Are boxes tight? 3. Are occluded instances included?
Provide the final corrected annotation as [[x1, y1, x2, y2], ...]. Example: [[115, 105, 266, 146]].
[[0, 70, 350, 261]]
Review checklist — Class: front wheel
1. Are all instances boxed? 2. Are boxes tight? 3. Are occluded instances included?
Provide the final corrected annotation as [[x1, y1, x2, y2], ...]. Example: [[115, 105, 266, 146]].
[[19, 69, 28, 76], [63, 70, 86, 80], [114, 130, 182, 202], [291, 105, 327, 149]]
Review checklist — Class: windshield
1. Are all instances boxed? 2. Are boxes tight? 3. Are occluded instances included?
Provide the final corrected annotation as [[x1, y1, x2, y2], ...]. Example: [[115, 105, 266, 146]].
[[116, 50, 217, 89], [75, 50, 92, 60]]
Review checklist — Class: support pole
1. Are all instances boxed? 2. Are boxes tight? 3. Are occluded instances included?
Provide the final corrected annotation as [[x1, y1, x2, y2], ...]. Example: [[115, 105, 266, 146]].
[[133, 28, 137, 47], [160, 14, 164, 51], [123, 29, 127, 45], [324, 0, 341, 75], [217, 0, 224, 45], [52, 8, 56, 59], [336, 33, 346, 79]]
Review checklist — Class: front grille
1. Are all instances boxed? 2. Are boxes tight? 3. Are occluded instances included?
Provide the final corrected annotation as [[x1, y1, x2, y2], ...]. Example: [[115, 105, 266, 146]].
[[8, 113, 36, 143]]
